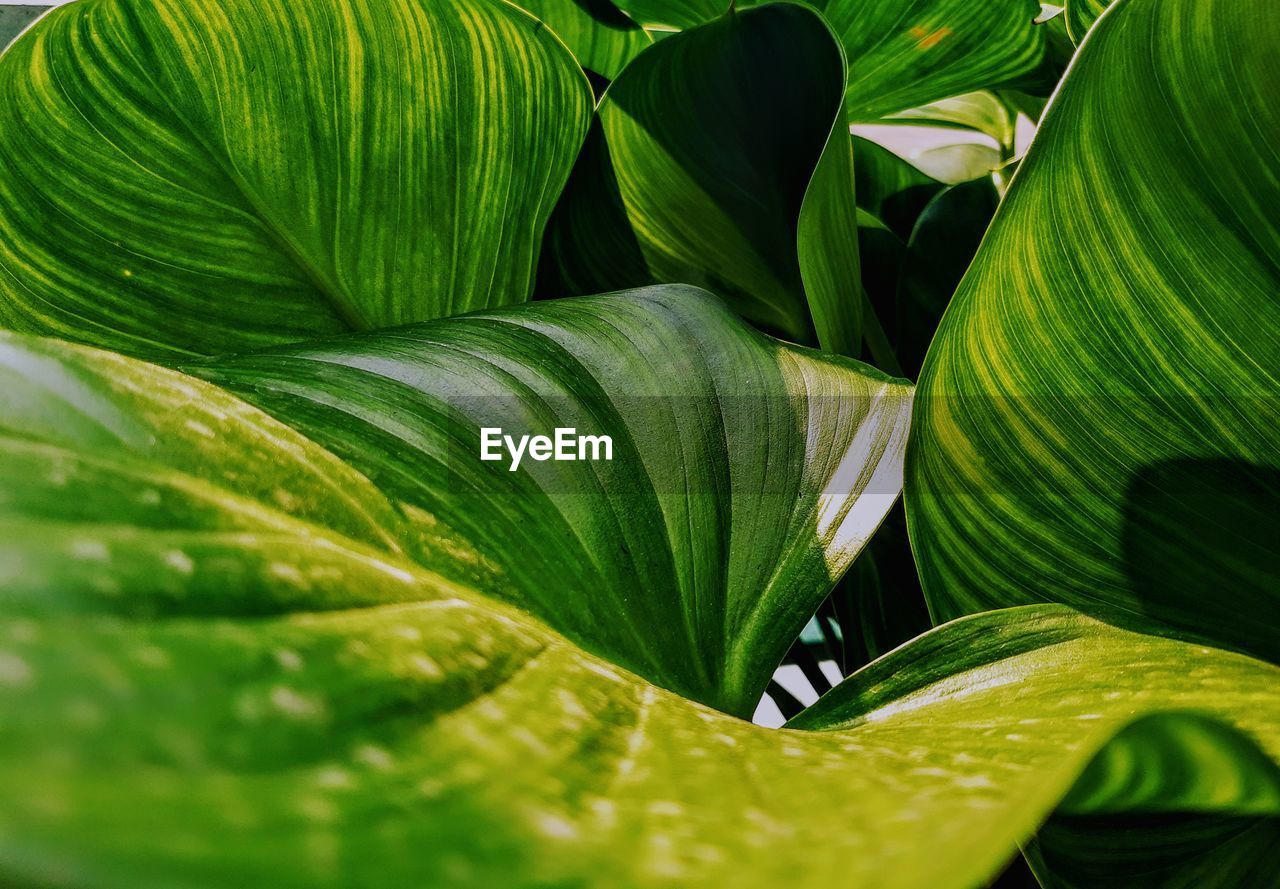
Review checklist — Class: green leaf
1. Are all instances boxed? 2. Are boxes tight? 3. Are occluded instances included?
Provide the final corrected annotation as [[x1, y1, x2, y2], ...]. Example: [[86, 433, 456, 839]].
[[0, 287, 911, 716], [895, 178, 999, 377], [907, 0, 1280, 663], [1065, 0, 1111, 43], [883, 91, 1015, 148], [853, 137, 945, 239], [539, 4, 862, 355], [3, 521, 1280, 889], [0, 0, 593, 360], [817, 0, 1046, 120], [612, 0, 1046, 121], [514, 0, 651, 79], [1026, 812, 1280, 888]]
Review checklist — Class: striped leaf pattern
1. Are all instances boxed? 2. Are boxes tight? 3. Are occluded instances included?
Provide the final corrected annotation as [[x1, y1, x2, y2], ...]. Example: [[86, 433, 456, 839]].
[[192, 286, 912, 715], [1066, 0, 1112, 43], [0, 0, 593, 360], [809, 0, 1046, 120], [907, 0, 1280, 662]]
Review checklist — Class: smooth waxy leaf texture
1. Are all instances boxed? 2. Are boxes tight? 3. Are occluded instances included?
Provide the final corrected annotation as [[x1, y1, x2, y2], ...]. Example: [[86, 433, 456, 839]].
[[883, 91, 1015, 147], [0, 0, 592, 360], [907, 0, 1280, 662], [540, 4, 862, 356], [1, 324, 1276, 886], [3, 484, 1279, 889], [810, 0, 1045, 121]]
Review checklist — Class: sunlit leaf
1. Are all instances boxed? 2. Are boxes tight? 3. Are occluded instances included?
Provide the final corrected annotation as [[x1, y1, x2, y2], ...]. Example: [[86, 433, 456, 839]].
[[907, 0, 1280, 663], [0, 0, 593, 359]]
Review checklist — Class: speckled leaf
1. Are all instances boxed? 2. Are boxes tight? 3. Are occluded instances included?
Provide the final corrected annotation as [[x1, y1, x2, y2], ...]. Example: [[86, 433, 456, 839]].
[[539, 4, 862, 355], [3, 559, 1279, 889], [0, 0, 592, 360], [1, 326, 1276, 887], [907, 0, 1280, 663]]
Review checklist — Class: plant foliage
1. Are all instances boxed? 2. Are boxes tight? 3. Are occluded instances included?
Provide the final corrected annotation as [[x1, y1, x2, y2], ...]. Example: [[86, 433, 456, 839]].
[[0, 0, 1276, 886]]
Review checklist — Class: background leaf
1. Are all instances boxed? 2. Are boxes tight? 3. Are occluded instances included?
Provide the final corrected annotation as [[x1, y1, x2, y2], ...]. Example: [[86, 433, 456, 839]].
[[538, 4, 862, 355], [0, 0, 592, 360], [907, 0, 1280, 664], [611, 0, 1047, 120], [811, 0, 1046, 121], [0, 5, 44, 51], [1065, 0, 1111, 43], [514, 0, 651, 79]]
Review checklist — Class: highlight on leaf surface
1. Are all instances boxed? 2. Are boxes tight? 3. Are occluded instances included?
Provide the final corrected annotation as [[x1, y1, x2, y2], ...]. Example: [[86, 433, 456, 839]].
[[0, 287, 911, 715], [907, 0, 1280, 664], [0, 0, 593, 360]]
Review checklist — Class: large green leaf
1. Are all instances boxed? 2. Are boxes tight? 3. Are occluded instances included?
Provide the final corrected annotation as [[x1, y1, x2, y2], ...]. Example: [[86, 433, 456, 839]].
[[539, 4, 862, 355], [0, 287, 911, 716], [1, 327, 1276, 885], [515, 0, 651, 78], [3, 467, 1279, 889], [0, 0, 592, 360], [907, 0, 1280, 662]]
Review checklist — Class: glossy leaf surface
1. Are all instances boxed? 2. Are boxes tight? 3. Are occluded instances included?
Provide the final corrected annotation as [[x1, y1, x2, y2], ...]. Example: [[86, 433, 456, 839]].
[[0, 0, 592, 359], [907, 0, 1280, 663]]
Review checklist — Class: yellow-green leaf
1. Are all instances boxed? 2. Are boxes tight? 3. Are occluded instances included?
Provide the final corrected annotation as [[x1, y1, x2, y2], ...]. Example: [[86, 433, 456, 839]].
[[908, 0, 1280, 662]]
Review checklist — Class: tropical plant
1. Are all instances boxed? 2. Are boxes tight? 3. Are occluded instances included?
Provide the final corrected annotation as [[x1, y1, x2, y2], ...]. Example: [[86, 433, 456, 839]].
[[0, 0, 1276, 887]]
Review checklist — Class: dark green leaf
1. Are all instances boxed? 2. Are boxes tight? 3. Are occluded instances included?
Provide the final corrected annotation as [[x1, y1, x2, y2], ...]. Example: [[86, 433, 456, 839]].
[[1066, 0, 1111, 44], [539, 5, 862, 354], [895, 177, 999, 377], [515, 0, 651, 79]]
